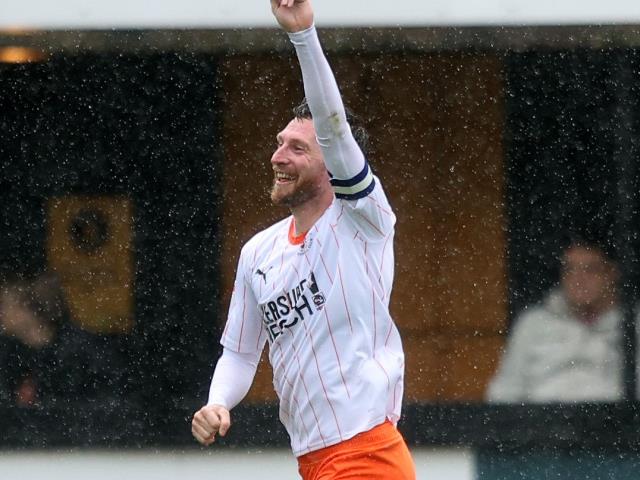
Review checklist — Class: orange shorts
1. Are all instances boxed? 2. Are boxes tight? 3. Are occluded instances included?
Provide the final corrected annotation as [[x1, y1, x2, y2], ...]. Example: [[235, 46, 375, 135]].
[[297, 421, 416, 480]]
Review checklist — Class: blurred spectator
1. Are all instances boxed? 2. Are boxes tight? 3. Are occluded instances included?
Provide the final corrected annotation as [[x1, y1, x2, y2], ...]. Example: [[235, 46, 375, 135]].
[[0, 272, 127, 407], [486, 233, 635, 403]]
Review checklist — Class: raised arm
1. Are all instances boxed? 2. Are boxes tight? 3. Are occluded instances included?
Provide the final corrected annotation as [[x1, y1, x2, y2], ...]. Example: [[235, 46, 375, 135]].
[[271, 0, 369, 188]]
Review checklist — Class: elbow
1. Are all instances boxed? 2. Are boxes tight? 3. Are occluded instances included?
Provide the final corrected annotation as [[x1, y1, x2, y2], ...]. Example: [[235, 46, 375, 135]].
[[317, 111, 348, 139]]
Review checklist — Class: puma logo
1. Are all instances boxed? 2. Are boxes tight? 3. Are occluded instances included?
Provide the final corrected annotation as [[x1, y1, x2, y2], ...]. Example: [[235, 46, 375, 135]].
[[255, 266, 273, 283]]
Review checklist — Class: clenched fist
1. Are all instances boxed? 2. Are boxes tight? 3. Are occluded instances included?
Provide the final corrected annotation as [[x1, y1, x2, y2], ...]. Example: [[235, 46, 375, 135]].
[[270, 0, 314, 33], [191, 404, 231, 445]]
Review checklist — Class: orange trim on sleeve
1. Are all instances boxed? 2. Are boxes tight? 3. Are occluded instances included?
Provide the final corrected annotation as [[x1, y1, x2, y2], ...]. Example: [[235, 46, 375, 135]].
[[288, 218, 307, 245]]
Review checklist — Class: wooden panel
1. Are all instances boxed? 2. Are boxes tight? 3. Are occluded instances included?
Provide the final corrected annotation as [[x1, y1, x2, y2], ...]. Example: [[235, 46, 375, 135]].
[[245, 352, 278, 403], [218, 56, 296, 403], [403, 332, 504, 402], [47, 195, 134, 334], [218, 51, 507, 402], [218, 55, 383, 403], [437, 335, 504, 401], [402, 334, 449, 402], [218, 55, 297, 307], [365, 54, 507, 335]]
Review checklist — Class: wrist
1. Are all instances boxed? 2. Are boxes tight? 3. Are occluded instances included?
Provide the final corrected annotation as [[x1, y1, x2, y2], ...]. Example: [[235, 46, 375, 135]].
[[207, 398, 229, 410], [286, 21, 313, 33], [287, 24, 316, 42]]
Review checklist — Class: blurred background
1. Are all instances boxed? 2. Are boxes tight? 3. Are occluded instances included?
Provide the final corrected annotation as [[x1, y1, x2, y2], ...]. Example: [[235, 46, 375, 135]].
[[1, 1, 640, 478]]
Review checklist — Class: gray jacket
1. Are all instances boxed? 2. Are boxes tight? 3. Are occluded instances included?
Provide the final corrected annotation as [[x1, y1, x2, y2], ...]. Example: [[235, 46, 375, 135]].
[[486, 289, 634, 403]]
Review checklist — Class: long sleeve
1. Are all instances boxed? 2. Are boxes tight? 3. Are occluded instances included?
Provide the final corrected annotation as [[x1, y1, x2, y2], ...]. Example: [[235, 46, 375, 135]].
[[289, 26, 395, 240], [207, 347, 260, 410], [288, 26, 372, 194], [221, 244, 267, 354]]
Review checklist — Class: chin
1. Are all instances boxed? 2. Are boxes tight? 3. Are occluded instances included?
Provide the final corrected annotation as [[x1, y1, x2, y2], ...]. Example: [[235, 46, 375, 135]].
[[270, 186, 290, 206], [270, 180, 320, 208], [271, 195, 287, 207]]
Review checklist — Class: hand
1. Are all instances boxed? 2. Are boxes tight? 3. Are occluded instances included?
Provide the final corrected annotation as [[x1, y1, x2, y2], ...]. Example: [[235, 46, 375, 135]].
[[191, 404, 231, 446], [270, 0, 314, 33]]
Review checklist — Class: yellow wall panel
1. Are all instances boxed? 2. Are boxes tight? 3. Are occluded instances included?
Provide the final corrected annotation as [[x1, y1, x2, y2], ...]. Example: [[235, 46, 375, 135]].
[[47, 195, 134, 334]]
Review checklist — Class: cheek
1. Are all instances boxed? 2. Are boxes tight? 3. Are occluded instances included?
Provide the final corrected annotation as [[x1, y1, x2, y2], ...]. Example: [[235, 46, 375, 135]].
[[568, 275, 605, 295], [310, 157, 328, 178]]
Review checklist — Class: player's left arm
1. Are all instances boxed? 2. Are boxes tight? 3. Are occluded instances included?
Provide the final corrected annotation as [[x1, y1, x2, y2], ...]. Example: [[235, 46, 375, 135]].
[[275, 0, 395, 238]]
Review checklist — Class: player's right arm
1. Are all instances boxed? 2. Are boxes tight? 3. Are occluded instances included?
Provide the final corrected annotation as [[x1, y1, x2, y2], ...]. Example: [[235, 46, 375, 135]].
[[192, 348, 260, 445], [192, 404, 231, 446], [192, 243, 265, 444]]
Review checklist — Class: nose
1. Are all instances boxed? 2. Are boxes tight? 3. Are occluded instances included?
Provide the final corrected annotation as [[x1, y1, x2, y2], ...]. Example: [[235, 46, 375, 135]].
[[271, 144, 287, 166]]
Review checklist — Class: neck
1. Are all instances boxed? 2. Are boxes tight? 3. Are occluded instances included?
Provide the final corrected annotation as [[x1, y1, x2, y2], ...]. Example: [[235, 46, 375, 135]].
[[573, 306, 599, 325], [571, 298, 616, 325], [290, 192, 334, 236]]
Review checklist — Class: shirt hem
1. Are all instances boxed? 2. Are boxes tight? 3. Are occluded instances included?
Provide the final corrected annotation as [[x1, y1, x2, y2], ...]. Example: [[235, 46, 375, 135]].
[[291, 415, 389, 458]]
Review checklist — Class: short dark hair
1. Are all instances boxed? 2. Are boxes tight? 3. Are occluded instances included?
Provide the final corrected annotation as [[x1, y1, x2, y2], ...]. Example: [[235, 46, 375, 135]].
[[292, 98, 370, 156], [560, 228, 617, 263]]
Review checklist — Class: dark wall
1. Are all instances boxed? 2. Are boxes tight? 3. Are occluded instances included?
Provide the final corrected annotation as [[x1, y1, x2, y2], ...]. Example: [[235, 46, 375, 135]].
[[504, 49, 640, 318], [218, 52, 507, 403], [1, 45, 640, 448], [0, 53, 224, 421]]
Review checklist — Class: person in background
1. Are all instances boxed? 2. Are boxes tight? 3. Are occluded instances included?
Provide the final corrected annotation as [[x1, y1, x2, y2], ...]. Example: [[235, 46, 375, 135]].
[[0, 274, 60, 406], [486, 233, 631, 403], [0, 272, 127, 407]]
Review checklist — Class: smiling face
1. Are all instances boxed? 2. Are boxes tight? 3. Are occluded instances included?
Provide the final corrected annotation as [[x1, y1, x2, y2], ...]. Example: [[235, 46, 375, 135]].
[[270, 118, 331, 208]]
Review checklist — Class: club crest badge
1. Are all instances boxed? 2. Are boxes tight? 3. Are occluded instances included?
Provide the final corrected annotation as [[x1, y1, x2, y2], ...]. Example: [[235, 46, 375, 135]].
[[308, 272, 326, 309], [298, 232, 314, 255]]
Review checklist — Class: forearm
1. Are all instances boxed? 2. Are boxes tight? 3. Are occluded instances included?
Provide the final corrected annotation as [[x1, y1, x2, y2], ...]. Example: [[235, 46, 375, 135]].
[[288, 26, 365, 180], [207, 347, 260, 409]]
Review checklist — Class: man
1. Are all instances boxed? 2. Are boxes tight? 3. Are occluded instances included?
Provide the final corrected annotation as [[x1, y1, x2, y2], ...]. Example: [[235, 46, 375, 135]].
[[486, 234, 630, 403], [191, 1, 416, 478]]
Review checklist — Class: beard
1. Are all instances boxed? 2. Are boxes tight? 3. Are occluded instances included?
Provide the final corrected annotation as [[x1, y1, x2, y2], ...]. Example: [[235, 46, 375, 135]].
[[270, 176, 320, 208]]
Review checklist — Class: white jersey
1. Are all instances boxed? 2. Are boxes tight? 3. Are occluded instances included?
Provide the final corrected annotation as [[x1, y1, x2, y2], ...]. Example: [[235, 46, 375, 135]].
[[218, 25, 405, 457], [221, 178, 403, 456]]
